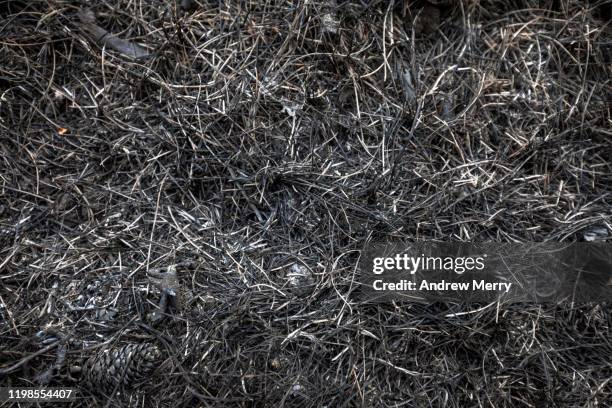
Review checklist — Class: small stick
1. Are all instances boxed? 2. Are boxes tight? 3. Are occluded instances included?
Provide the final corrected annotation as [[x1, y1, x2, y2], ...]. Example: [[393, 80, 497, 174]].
[[77, 9, 150, 59], [0, 341, 59, 376]]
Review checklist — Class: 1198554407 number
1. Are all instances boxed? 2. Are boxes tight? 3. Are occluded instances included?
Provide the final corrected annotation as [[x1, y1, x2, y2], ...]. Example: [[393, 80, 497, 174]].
[[0, 387, 77, 402]]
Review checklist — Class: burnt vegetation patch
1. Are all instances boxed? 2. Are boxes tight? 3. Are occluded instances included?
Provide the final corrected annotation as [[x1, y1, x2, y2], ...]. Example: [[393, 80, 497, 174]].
[[0, 1, 610, 407]]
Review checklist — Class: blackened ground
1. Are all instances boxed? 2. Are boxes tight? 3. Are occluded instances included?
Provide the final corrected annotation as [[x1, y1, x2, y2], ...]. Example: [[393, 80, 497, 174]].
[[0, 1, 610, 407]]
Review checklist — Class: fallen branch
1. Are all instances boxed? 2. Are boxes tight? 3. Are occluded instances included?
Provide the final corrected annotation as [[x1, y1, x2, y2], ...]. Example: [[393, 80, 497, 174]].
[[77, 9, 150, 59]]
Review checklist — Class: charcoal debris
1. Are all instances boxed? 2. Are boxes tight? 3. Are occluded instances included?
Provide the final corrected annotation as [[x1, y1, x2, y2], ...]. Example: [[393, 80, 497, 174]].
[[284, 263, 315, 296], [0, 225, 16, 246], [76, 8, 150, 59], [583, 226, 610, 242], [321, 12, 339, 34]]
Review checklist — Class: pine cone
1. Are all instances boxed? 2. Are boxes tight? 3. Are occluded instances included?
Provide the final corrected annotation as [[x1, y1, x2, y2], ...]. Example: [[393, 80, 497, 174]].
[[82, 343, 161, 395]]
